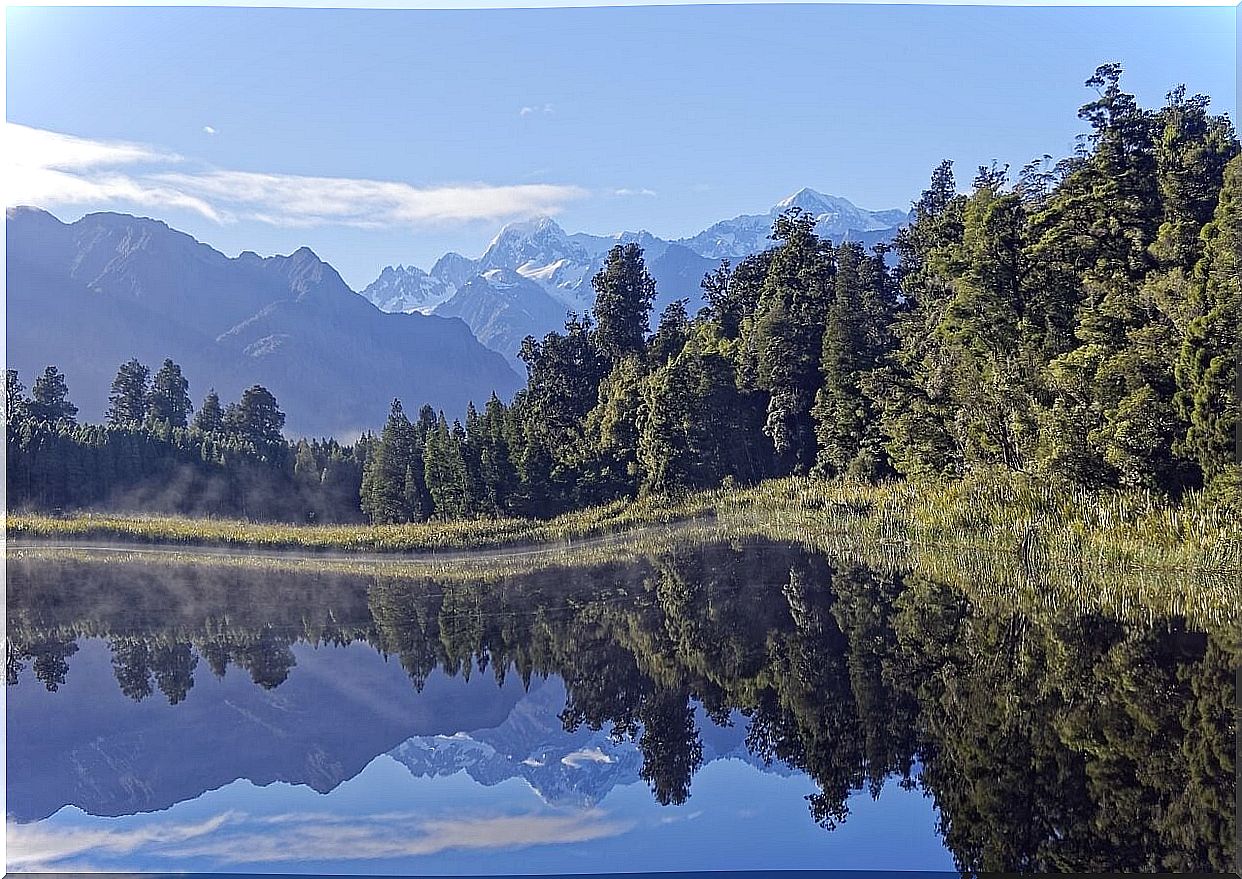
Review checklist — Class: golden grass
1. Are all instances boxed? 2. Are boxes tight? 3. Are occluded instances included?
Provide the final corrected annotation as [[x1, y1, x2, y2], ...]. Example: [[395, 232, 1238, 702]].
[[8, 471, 1240, 628]]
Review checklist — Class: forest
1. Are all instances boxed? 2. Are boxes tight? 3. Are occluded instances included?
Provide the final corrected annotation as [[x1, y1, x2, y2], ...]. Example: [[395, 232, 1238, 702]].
[[5, 66, 1239, 524]]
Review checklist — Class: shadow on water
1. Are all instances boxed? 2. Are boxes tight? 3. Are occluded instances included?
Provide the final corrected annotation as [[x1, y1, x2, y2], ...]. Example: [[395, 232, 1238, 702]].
[[6, 538, 1238, 875]]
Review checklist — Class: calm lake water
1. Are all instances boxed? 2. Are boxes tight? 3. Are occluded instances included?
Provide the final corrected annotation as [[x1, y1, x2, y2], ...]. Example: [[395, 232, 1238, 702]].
[[6, 540, 1237, 875]]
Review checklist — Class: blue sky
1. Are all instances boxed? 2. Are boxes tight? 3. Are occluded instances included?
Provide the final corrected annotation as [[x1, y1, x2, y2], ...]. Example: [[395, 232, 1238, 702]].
[[6, 4, 1237, 288]]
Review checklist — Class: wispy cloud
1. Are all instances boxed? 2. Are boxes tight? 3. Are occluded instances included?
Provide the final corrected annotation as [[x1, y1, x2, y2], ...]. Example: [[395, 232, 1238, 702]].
[[202, 125, 218, 135], [153, 169, 587, 228], [6, 812, 235, 871], [519, 103, 555, 117], [613, 187, 657, 197], [4, 122, 221, 221], [7, 809, 633, 870], [4, 123, 586, 228]]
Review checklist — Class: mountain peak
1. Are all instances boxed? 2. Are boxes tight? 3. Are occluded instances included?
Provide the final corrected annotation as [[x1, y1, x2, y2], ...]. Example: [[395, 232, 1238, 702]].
[[775, 187, 847, 213], [487, 215, 567, 249]]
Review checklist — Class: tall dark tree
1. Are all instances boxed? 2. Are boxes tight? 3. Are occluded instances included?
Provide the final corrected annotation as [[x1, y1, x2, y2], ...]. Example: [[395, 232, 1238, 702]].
[[1175, 153, 1242, 489], [147, 359, 193, 427], [28, 366, 78, 425], [194, 389, 224, 433], [5, 369, 29, 427], [592, 243, 658, 363], [107, 359, 151, 426], [361, 399, 426, 524], [225, 385, 285, 446], [747, 209, 834, 474]]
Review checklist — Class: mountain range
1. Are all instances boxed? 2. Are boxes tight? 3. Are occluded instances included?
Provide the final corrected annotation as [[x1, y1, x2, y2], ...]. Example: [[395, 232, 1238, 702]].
[[7, 189, 906, 437], [361, 189, 908, 366], [6, 207, 523, 437], [9, 640, 790, 823]]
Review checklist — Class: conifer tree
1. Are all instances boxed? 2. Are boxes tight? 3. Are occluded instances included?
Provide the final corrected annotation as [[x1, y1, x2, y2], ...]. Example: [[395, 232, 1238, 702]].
[[29, 366, 78, 425], [107, 359, 150, 426], [1176, 153, 1241, 488], [194, 390, 224, 433], [147, 359, 193, 427], [592, 243, 657, 363]]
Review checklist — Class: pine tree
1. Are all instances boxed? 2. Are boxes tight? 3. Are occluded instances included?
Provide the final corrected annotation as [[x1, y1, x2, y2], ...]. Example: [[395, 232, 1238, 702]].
[[147, 359, 193, 427], [1176, 153, 1242, 488], [107, 359, 150, 426], [194, 390, 224, 432], [424, 413, 469, 519], [360, 400, 425, 524], [29, 366, 78, 425], [5, 369, 29, 427], [592, 243, 657, 363], [226, 385, 285, 446]]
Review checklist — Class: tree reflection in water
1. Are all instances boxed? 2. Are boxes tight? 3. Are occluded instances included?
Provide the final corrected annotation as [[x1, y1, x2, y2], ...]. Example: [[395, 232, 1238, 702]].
[[7, 541, 1236, 874]]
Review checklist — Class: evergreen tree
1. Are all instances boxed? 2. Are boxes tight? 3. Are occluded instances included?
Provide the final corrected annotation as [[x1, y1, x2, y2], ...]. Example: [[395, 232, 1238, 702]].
[[424, 413, 470, 519], [812, 242, 894, 478], [226, 385, 285, 446], [746, 209, 834, 474], [5, 369, 29, 427], [1175, 153, 1242, 488], [361, 400, 426, 524], [147, 359, 193, 427], [108, 359, 151, 426], [649, 299, 691, 364], [194, 390, 224, 433], [592, 243, 657, 363], [29, 366, 78, 425]]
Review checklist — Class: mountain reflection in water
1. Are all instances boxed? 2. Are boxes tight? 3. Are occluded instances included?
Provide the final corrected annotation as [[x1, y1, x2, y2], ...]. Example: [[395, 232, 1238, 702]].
[[6, 539, 1236, 875]]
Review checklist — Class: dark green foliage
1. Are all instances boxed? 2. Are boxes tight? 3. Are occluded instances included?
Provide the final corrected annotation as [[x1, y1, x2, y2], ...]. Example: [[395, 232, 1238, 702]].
[[1175, 153, 1242, 488], [107, 359, 151, 426], [746, 209, 834, 474], [147, 359, 193, 427], [194, 389, 224, 433], [224, 385, 286, 448], [424, 412, 470, 519], [29, 366, 78, 425], [360, 400, 428, 524], [6, 369, 29, 426], [591, 243, 658, 363]]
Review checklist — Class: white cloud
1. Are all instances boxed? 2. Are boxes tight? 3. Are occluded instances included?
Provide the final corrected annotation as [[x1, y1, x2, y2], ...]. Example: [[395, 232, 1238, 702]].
[[613, 187, 657, 197], [4, 122, 586, 229], [203, 125, 218, 135], [7, 809, 633, 870], [6, 812, 235, 871], [519, 103, 555, 117], [153, 169, 587, 228]]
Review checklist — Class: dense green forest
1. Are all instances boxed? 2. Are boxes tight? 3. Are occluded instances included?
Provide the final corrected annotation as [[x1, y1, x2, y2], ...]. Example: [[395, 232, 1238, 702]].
[[8, 541, 1236, 873], [6, 67, 1239, 523]]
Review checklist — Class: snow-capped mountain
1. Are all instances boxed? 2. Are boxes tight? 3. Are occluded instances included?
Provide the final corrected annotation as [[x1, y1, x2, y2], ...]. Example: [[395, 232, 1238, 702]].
[[387, 677, 793, 808], [677, 188, 909, 260], [360, 264, 456, 314], [358, 188, 907, 364]]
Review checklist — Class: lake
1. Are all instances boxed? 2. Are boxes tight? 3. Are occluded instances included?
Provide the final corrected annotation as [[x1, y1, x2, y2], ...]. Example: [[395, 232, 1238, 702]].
[[6, 539, 1236, 875]]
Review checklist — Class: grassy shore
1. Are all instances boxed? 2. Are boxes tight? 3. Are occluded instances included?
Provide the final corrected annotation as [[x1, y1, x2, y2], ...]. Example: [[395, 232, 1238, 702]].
[[9, 472, 1239, 568], [8, 474, 1240, 628]]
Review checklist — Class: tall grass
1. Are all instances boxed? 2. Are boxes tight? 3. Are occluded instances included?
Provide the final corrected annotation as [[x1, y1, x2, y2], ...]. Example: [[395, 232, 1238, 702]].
[[8, 471, 1239, 628]]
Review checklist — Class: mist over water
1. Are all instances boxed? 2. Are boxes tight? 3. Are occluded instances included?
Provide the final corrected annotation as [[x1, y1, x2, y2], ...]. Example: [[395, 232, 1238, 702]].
[[6, 540, 1236, 875]]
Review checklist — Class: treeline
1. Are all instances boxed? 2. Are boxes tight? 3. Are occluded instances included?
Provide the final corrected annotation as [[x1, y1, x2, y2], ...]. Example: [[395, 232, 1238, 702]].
[[6, 66, 1239, 523], [358, 65, 1238, 522], [9, 544, 1235, 872], [5, 363, 365, 521]]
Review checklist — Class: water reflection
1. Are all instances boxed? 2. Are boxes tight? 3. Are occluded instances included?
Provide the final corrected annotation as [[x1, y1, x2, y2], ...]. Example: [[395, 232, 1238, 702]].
[[7, 540, 1237, 874]]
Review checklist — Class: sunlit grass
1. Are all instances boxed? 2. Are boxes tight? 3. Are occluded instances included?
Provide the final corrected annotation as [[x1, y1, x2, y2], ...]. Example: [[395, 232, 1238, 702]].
[[8, 471, 1240, 628]]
